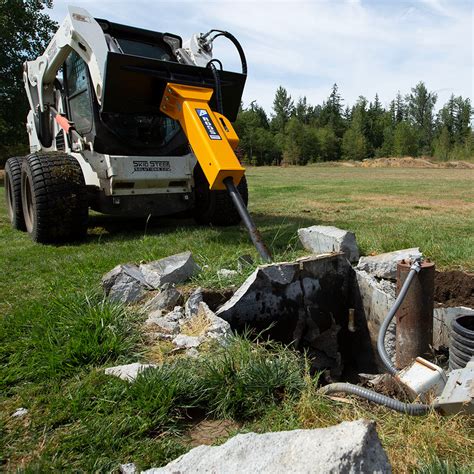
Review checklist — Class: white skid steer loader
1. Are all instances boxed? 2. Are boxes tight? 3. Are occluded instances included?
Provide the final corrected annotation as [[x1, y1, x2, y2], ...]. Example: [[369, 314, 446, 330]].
[[5, 6, 271, 260]]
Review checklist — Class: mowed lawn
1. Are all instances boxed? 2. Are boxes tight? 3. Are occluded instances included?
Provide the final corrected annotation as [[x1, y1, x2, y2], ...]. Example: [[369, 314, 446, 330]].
[[1, 166, 473, 472]]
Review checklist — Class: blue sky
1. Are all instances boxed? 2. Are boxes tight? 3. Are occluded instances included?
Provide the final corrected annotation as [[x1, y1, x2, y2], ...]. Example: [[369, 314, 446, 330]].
[[48, 0, 473, 114]]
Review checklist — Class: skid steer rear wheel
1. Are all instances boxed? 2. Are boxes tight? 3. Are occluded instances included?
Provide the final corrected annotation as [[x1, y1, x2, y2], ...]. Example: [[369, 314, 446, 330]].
[[193, 164, 248, 226], [5, 156, 26, 231], [21, 152, 89, 243]]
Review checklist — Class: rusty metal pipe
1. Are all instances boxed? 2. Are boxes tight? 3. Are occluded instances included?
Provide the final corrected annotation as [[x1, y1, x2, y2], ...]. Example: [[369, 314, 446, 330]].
[[377, 260, 420, 374], [395, 260, 435, 368]]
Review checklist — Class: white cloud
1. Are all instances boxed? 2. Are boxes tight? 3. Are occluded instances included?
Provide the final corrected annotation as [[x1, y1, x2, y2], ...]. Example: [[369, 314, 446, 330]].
[[49, 0, 473, 113]]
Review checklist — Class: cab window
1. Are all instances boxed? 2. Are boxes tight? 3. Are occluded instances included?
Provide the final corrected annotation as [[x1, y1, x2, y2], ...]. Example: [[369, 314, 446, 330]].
[[64, 51, 93, 134]]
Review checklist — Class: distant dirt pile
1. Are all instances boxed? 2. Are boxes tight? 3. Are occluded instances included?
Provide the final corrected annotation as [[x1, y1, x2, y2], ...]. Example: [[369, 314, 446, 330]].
[[327, 157, 474, 169]]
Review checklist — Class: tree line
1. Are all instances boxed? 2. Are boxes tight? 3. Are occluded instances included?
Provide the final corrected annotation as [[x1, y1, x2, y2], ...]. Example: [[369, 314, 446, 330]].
[[234, 83, 473, 165]]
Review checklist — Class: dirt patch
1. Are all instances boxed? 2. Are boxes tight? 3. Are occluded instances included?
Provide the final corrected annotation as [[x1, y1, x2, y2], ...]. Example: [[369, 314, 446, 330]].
[[434, 271, 474, 307], [187, 419, 240, 447]]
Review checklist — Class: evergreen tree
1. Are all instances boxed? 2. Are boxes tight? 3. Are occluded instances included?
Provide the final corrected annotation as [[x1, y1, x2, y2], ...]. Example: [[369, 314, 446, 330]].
[[393, 121, 419, 156], [271, 86, 294, 133], [320, 83, 345, 136], [406, 81, 437, 154]]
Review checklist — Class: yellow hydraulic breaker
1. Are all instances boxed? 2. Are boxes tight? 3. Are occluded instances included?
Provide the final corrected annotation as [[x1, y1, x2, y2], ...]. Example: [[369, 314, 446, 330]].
[[160, 82, 272, 261], [160, 83, 244, 190]]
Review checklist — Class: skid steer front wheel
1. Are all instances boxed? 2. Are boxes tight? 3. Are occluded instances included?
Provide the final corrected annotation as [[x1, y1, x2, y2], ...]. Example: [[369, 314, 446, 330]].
[[21, 152, 88, 243], [5, 156, 26, 231], [193, 164, 248, 226]]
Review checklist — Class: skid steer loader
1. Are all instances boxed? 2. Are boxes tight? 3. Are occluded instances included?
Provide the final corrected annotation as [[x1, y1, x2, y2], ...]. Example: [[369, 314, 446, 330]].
[[5, 5, 271, 260]]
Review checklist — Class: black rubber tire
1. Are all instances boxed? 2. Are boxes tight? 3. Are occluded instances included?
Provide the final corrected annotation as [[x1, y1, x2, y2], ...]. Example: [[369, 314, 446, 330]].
[[21, 152, 88, 243], [193, 164, 249, 226], [4, 156, 26, 231]]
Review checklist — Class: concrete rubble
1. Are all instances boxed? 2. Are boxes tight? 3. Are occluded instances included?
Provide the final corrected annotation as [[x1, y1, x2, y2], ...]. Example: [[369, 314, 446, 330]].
[[142, 419, 391, 474], [185, 287, 204, 319], [11, 407, 28, 418], [102, 264, 151, 304], [140, 251, 200, 289], [119, 463, 137, 474], [143, 285, 182, 312], [357, 248, 422, 280], [102, 252, 200, 304], [144, 300, 232, 354], [298, 225, 359, 263], [104, 363, 157, 382]]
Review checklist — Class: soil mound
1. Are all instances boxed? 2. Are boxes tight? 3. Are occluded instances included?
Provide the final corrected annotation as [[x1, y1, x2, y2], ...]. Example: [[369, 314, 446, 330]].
[[434, 270, 474, 307]]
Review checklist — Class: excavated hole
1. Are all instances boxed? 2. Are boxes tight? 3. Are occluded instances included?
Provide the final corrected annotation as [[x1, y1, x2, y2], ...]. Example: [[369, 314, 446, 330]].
[[212, 255, 378, 384]]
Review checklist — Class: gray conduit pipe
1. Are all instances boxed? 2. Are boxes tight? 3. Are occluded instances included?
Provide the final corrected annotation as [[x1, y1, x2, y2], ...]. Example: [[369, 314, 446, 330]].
[[377, 260, 421, 375], [319, 259, 435, 415], [319, 383, 433, 416]]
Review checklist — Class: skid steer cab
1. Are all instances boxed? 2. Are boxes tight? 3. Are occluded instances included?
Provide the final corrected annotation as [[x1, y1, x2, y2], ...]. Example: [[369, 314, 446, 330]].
[[5, 6, 271, 260]]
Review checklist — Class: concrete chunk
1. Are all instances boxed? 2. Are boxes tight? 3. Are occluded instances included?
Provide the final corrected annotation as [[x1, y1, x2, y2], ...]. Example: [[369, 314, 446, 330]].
[[11, 408, 28, 418], [172, 334, 202, 349], [143, 286, 182, 312], [357, 248, 422, 280], [143, 419, 391, 474], [185, 287, 204, 319], [140, 252, 200, 289], [102, 264, 151, 304], [104, 363, 156, 382], [298, 225, 359, 262]]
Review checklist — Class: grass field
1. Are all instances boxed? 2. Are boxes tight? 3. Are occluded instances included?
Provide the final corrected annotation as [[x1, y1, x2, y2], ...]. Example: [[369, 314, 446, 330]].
[[1, 166, 473, 472]]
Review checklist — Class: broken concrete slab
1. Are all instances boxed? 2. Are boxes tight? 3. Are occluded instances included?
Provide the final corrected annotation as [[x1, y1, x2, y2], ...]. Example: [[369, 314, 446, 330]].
[[140, 251, 200, 289], [357, 248, 422, 280], [298, 225, 359, 263], [433, 306, 474, 349], [143, 419, 390, 474], [102, 264, 151, 304], [217, 254, 354, 377], [104, 363, 156, 382], [185, 287, 204, 319], [354, 269, 396, 369], [143, 286, 182, 312]]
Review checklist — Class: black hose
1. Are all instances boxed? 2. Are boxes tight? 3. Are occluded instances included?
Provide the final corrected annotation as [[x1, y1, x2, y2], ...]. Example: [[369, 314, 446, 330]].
[[204, 29, 247, 75], [319, 383, 433, 416], [207, 62, 224, 115], [377, 261, 421, 375]]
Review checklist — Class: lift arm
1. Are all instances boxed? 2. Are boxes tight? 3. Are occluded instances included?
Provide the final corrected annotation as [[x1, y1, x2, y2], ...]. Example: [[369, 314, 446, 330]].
[[160, 83, 272, 261]]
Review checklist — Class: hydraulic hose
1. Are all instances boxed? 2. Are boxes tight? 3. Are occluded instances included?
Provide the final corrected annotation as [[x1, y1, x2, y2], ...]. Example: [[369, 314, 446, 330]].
[[377, 259, 421, 375], [207, 61, 224, 115], [203, 29, 248, 75], [319, 383, 433, 416]]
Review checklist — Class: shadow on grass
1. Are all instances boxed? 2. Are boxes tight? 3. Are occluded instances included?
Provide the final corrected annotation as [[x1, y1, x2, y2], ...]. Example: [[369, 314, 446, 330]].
[[85, 211, 321, 253]]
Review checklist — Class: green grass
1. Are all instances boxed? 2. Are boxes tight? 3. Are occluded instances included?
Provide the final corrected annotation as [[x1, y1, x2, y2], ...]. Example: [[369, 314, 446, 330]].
[[1, 166, 473, 472]]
